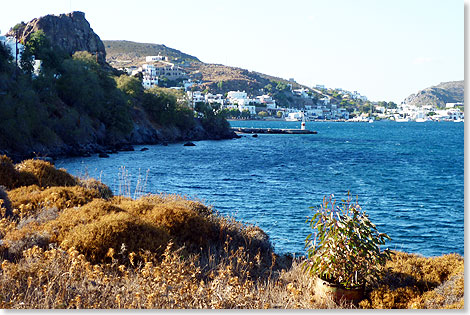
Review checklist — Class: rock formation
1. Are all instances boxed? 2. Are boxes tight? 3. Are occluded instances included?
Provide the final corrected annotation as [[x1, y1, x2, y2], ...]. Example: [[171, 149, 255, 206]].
[[402, 80, 464, 108], [7, 11, 106, 64]]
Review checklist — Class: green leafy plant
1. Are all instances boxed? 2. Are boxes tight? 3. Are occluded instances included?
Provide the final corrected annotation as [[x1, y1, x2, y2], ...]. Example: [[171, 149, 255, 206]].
[[303, 194, 392, 289]]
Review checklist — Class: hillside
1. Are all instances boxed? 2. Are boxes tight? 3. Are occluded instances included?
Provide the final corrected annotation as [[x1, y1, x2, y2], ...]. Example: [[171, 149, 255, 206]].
[[403, 80, 464, 108], [103, 40, 200, 68], [103, 40, 319, 107], [1, 13, 235, 161]]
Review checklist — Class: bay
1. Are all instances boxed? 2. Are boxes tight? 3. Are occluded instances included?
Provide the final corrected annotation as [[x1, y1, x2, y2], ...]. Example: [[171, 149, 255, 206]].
[[56, 120, 464, 257]]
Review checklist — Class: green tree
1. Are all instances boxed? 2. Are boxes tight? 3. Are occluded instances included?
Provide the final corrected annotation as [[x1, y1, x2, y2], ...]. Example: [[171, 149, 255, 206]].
[[258, 111, 268, 118]]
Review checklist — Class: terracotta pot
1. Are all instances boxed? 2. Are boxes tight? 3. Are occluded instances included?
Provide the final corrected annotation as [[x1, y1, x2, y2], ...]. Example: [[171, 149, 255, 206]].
[[314, 277, 364, 304]]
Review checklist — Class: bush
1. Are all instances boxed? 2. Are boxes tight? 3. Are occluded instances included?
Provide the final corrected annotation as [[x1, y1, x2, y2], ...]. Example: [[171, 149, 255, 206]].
[[78, 178, 113, 199], [362, 251, 464, 309], [303, 194, 391, 289], [8, 185, 102, 220], [0, 155, 19, 189], [15, 159, 77, 187], [144, 202, 216, 247], [62, 212, 169, 263]]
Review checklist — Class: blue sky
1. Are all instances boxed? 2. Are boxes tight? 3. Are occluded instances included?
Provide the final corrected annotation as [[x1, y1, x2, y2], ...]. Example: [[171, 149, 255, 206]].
[[0, 0, 464, 103]]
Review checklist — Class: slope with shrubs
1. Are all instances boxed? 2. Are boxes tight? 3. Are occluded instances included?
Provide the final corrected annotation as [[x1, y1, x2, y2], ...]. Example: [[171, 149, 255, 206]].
[[0, 30, 234, 161], [0, 156, 464, 309]]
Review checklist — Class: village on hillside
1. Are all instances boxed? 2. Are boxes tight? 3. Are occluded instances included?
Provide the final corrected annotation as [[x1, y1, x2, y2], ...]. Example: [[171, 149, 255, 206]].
[[1, 31, 464, 123], [123, 54, 464, 123]]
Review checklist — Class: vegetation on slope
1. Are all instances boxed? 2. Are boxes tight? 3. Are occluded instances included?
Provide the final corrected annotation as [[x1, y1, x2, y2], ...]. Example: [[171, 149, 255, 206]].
[[0, 157, 464, 309], [0, 31, 232, 159]]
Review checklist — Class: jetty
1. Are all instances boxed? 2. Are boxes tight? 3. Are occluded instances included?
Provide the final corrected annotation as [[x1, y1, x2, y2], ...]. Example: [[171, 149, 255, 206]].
[[231, 127, 317, 135]]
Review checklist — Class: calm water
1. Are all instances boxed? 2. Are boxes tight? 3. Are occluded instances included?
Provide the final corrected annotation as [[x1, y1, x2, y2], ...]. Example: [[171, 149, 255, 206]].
[[56, 121, 464, 257]]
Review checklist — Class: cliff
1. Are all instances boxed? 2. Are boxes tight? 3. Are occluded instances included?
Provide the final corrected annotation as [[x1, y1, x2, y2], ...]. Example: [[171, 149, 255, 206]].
[[7, 11, 107, 64], [403, 80, 464, 108]]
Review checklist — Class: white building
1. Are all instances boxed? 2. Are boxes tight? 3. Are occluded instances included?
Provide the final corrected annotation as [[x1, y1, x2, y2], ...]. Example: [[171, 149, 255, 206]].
[[187, 91, 205, 106], [205, 93, 224, 106], [239, 105, 256, 115], [227, 91, 248, 100], [0, 35, 24, 64], [141, 62, 186, 80], [293, 88, 310, 98], [446, 102, 463, 108], [318, 97, 330, 105], [146, 55, 169, 62]]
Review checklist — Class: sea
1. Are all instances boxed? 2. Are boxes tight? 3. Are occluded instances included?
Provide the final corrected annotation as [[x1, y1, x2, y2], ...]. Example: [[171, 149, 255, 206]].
[[56, 120, 464, 257]]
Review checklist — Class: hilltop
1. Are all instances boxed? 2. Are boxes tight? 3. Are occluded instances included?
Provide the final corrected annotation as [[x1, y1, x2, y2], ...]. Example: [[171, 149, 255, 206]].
[[104, 40, 201, 67], [403, 80, 464, 108]]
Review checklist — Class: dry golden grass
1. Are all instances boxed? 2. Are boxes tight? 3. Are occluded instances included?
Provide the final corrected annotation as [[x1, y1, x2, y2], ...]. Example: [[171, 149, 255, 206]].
[[359, 251, 464, 309], [15, 159, 77, 188], [0, 157, 464, 309]]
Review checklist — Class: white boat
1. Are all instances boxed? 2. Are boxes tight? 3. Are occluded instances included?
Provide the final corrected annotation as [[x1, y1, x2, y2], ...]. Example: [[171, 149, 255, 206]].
[[395, 117, 410, 122], [454, 118, 464, 123], [415, 118, 427, 123], [368, 119, 374, 123]]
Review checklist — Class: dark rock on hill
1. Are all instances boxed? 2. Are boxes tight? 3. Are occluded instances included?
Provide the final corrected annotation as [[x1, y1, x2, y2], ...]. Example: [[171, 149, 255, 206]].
[[8, 11, 107, 64], [403, 80, 464, 108]]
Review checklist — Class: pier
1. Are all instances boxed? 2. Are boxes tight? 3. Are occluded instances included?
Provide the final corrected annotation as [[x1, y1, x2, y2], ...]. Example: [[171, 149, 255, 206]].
[[231, 127, 317, 134]]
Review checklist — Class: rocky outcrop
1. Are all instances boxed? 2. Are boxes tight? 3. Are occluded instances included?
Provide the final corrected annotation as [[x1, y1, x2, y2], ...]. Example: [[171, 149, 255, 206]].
[[7, 11, 106, 64], [403, 80, 464, 108]]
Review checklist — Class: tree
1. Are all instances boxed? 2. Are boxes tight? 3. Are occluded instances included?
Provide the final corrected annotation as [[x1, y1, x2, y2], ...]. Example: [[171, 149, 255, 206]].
[[264, 83, 273, 93], [276, 111, 283, 118], [258, 111, 268, 118], [241, 109, 251, 119], [217, 81, 223, 89], [115, 75, 143, 98]]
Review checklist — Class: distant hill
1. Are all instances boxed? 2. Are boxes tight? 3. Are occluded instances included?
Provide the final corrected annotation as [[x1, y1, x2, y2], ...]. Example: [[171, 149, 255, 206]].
[[403, 80, 464, 108], [103, 40, 319, 107]]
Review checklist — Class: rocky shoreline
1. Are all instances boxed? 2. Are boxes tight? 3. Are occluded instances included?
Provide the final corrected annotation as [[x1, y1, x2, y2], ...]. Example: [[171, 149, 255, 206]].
[[1, 120, 238, 163]]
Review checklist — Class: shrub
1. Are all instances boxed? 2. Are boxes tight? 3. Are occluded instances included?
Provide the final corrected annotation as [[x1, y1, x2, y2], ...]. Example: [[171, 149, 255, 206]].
[[62, 212, 169, 263], [8, 185, 102, 220], [43, 199, 125, 244], [363, 251, 464, 309], [142, 201, 217, 247], [78, 178, 113, 199], [303, 194, 391, 289], [0, 155, 19, 189], [15, 159, 77, 187]]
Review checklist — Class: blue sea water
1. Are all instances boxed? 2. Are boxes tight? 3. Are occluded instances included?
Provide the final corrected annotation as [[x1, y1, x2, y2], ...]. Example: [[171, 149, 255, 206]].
[[56, 121, 464, 257]]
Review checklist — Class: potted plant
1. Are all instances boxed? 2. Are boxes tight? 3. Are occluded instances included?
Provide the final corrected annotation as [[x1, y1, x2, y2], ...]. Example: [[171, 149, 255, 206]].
[[303, 194, 392, 304]]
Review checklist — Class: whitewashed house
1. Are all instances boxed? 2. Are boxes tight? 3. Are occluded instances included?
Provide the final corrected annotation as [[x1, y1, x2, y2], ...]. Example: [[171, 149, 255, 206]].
[[146, 55, 168, 62], [239, 105, 256, 115], [205, 93, 224, 106]]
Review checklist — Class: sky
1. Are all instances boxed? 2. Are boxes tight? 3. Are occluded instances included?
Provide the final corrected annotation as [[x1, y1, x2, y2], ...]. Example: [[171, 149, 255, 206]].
[[0, 0, 465, 103]]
